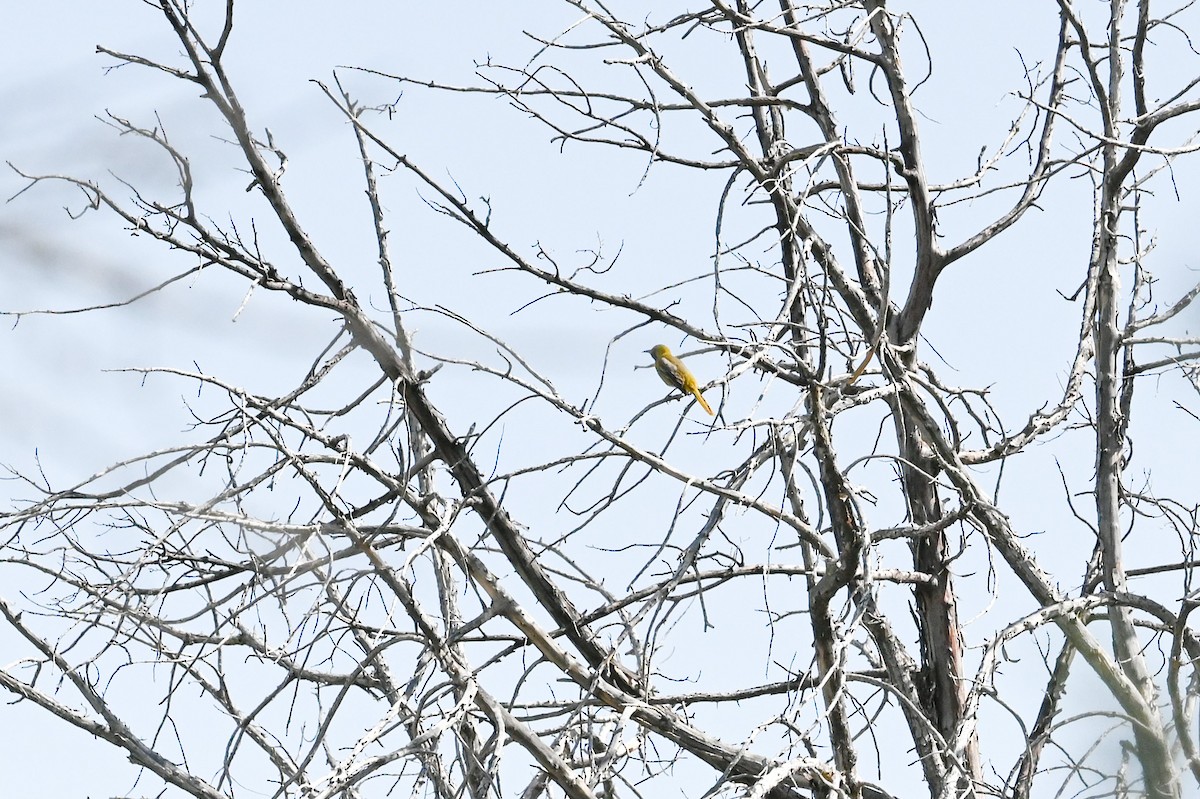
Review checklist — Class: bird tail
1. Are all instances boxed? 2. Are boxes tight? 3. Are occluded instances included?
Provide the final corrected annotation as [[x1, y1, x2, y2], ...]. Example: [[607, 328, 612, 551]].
[[692, 388, 714, 416]]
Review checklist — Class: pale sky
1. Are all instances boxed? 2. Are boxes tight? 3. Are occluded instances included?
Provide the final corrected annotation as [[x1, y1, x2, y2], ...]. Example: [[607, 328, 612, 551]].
[[4, 3, 1200, 797]]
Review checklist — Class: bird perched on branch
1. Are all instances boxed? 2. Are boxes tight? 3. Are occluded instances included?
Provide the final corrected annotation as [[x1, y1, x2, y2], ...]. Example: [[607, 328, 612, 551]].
[[647, 344, 714, 416]]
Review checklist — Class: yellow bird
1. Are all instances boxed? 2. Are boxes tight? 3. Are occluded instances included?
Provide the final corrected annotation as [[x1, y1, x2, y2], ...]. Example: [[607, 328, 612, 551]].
[[647, 344, 714, 415]]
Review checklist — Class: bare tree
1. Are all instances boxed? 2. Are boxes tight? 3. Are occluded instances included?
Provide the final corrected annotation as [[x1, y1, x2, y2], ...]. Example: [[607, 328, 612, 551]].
[[6, 2, 1200, 799]]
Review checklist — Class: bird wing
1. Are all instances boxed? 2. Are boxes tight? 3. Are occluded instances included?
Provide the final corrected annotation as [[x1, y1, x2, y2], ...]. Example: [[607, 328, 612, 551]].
[[655, 358, 687, 390]]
